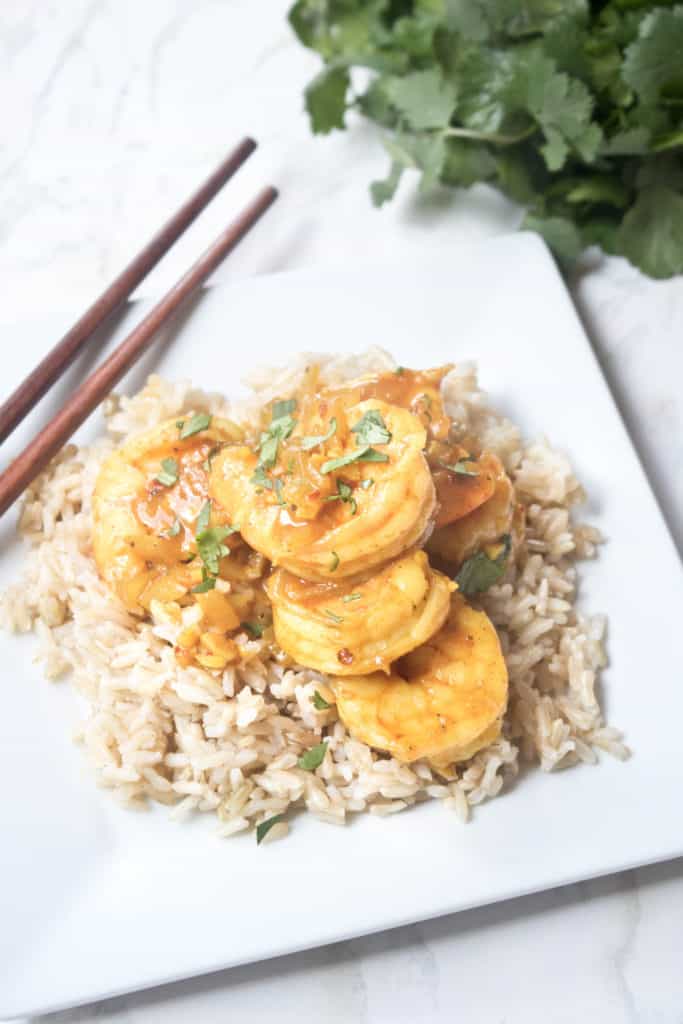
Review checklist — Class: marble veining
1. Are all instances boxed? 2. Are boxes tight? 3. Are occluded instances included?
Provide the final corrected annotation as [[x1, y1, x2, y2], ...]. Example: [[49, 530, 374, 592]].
[[2, 3, 682, 1022]]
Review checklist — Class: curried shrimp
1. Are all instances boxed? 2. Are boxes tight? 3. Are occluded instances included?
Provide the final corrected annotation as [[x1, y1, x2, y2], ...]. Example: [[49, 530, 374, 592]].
[[266, 550, 454, 676], [427, 471, 516, 567], [332, 594, 508, 770], [92, 416, 268, 670], [209, 397, 436, 581]]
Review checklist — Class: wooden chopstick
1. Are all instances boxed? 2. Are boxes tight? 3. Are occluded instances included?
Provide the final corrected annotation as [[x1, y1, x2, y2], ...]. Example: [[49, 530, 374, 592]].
[[0, 137, 257, 445], [0, 185, 278, 518]]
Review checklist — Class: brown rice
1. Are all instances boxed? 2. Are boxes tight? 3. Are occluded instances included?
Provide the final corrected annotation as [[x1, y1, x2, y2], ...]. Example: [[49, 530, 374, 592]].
[[0, 349, 628, 840]]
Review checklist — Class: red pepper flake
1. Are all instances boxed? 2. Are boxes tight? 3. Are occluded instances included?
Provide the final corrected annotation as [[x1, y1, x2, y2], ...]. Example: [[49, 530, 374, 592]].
[[337, 648, 354, 666]]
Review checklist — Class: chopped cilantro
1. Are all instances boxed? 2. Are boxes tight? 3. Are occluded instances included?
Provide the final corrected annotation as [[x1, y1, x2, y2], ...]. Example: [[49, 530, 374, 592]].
[[196, 499, 211, 534], [323, 609, 344, 624], [242, 620, 264, 638], [321, 446, 389, 474], [395, 366, 405, 375], [351, 409, 392, 446], [155, 457, 178, 487], [455, 535, 512, 596], [254, 411, 297, 478], [312, 690, 331, 710], [191, 573, 216, 594], [251, 465, 274, 490], [342, 592, 361, 603], [165, 517, 181, 538], [324, 478, 357, 515], [439, 458, 479, 478], [272, 398, 297, 419], [179, 412, 212, 439], [300, 417, 337, 451], [196, 525, 232, 575], [329, 551, 340, 572], [297, 741, 328, 771], [256, 813, 286, 845], [273, 478, 286, 506]]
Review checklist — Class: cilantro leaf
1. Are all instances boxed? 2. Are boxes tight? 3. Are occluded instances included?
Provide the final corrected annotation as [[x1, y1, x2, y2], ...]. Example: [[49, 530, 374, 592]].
[[272, 399, 297, 419], [165, 517, 181, 539], [196, 499, 211, 534], [196, 525, 232, 575], [297, 741, 328, 771], [256, 813, 286, 845], [342, 592, 361, 603], [155, 457, 178, 487], [312, 690, 331, 710], [179, 412, 212, 439], [351, 409, 392, 446], [305, 66, 350, 134], [329, 551, 340, 572], [301, 417, 337, 451], [321, 446, 388, 474], [384, 69, 457, 131], [622, 8, 683, 106], [191, 573, 216, 594], [617, 185, 683, 280], [242, 620, 264, 638], [438, 458, 479, 478], [455, 535, 512, 596], [323, 609, 344, 624], [290, 0, 683, 279]]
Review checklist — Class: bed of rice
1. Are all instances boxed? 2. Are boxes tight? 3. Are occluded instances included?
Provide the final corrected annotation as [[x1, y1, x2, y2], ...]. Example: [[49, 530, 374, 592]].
[[0, 349, 628, 841]]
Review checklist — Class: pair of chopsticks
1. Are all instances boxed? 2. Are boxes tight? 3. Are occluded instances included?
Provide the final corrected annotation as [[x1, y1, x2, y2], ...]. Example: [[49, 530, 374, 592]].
[[0, 138, 277, 517]]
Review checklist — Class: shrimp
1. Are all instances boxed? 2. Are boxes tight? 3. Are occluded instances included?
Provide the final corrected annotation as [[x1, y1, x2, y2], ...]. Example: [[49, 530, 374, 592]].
[[92, 416, 268, 669], [265, 550, 455, 676], [427, 472, 516, 567], [209, 398, 436, 581], [324, 365, 454, 442], [325, 367, 505, 530], [332, 594, 508, 770]]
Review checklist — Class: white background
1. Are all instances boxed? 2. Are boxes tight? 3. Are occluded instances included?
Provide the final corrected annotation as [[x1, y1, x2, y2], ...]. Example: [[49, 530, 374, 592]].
[[2, 2, 683, 1021]]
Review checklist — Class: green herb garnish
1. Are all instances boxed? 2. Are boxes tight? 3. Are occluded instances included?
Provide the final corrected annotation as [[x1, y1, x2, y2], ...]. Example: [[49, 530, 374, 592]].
[[179, 412, 212, 439], [272, 398, 297, 419], [323, 609, 344, 624], [301, 417, 337, 451], [273, 478, 286, 506], [256, 813, 286, 845], [324, 479, 357, 515], [251, 465, 274, 490], [342, 593, 361, 603], [312, 690, 331, 710], [297, 741, 328, 771], [254, 410, 297, 480], [155, 457, 178, 487], [191, 572, 216, 594], [196, 499, 211, 534], [165, 517, 181, 538], [321, 446, 389, 475], [196, 526, 232, 575], [455, 535, 512, 596], [242, 620, 264, 638], [329, 551, 340, 572], [439, 458, 479, 479], [351, 409, 391, 446]]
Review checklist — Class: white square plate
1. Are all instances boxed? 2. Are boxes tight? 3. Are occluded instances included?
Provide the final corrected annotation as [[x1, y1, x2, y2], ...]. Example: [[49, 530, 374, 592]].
[[2, 233, 682, 1018]]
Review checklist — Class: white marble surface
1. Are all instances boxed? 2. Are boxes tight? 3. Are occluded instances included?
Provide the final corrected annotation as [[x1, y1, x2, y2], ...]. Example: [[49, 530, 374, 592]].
[[2, 2, 682, 1022]]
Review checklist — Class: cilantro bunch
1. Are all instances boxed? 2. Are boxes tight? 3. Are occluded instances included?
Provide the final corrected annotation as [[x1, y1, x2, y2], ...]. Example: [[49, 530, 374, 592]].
[[289, 0, 683, 278]]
